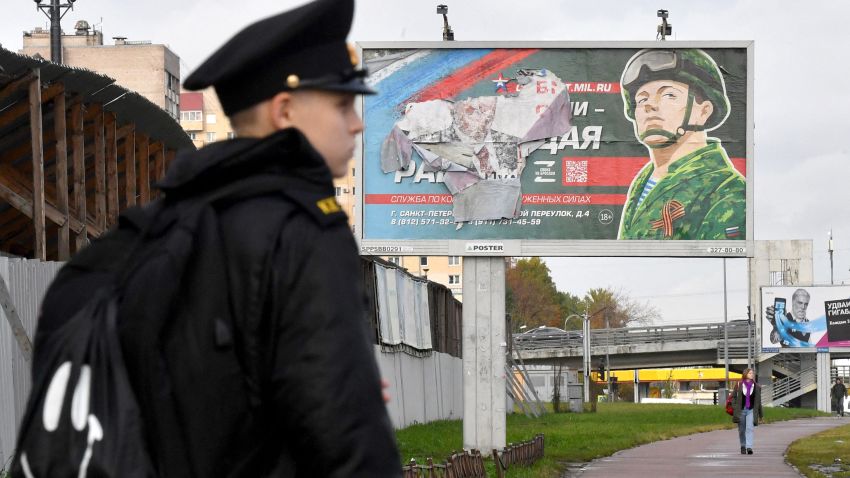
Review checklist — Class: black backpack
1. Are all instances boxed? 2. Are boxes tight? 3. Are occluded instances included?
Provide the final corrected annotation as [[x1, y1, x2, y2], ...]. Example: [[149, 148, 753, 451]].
[[11, 175, 287, 478]]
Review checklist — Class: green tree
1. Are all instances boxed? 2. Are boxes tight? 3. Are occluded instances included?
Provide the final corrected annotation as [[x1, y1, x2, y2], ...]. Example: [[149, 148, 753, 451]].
[[506, 258, 561, 330], [558, 291, 585, 330]]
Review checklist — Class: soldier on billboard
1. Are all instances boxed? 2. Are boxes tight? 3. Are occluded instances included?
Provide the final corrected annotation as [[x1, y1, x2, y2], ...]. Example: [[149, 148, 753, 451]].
[[618, 49, 746, 240]]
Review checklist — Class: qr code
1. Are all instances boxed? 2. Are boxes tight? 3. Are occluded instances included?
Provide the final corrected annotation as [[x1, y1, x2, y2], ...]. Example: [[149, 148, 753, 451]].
[[564, 160, 588, 183]]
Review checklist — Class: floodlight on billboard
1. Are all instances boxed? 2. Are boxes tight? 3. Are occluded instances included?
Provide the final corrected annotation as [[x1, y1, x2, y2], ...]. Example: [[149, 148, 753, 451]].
[[355, 42, 753, 257]]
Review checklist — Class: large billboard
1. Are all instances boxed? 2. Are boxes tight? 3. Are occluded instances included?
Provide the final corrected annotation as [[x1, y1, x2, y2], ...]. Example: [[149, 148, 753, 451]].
[[761, 286, 850, 351], [356, 42, 753, 257]]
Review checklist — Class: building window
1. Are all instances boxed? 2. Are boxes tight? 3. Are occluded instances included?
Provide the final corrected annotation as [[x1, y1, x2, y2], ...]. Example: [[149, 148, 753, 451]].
[[335, 187, 342, 196], [206, 114, 217, 124], [419, 256, 428, 267], [351, 187, 356, 195], [351, 167, 356, 177], [227, 132, 236, 140], [449, 274, 460, 284], [448, 256, 460, 266], [188, 132, 197, 140], [181, 111, 202, 121], [206, 132, 216, 142], [388, 256, 401, 266]]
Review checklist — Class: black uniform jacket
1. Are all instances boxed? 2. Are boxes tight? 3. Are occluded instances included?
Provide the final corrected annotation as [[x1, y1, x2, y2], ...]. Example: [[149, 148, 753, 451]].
[[154, 128, 400, 477], [37, 128, 400, 477]]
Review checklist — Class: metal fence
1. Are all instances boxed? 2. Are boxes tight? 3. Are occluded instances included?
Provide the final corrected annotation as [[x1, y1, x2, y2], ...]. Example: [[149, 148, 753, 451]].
[[400, 435, 545, 478], [0, 257, 63, 468]]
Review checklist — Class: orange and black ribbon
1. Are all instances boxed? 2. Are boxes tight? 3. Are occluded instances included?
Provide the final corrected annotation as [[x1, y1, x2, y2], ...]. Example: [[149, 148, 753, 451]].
[[650, 200, 685, 238]]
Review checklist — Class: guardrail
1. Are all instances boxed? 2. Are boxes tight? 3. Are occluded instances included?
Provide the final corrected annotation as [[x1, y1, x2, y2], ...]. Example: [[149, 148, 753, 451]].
[[514, 321, 752, 352]]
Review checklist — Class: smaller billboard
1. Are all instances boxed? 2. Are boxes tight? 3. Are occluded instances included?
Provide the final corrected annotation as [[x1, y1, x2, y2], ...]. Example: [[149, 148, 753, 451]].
[[761, 286, 850, 350]]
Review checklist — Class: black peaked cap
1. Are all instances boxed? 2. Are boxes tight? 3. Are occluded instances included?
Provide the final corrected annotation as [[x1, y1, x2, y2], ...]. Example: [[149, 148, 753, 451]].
[[183, 0, 374, 116]]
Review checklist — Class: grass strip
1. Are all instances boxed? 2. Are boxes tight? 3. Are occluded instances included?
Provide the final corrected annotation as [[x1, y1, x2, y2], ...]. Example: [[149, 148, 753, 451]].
[[396, 402, 825, 477], [787, 422, 850, 478]]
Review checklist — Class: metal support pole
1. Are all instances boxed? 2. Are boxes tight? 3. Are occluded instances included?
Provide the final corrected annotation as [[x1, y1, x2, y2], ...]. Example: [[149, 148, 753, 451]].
[[582, 309, 590, 402], [723, 258, 729, 393], [36, 0, 75, 64], [747, 314, 752, 370], [605, 314, 611, 402]]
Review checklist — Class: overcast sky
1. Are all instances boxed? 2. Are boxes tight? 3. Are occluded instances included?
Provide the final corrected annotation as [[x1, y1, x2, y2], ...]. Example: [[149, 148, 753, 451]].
[[2, 0, 848, 325]]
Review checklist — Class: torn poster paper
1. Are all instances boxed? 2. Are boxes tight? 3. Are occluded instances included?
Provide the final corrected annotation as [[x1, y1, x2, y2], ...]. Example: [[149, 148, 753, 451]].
[[380, 69, 572, 223]]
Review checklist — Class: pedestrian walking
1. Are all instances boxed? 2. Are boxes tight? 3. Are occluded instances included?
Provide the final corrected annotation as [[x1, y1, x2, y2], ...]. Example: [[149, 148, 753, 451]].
[[731, 368, 763, 455], [832, 377, 847, 417]]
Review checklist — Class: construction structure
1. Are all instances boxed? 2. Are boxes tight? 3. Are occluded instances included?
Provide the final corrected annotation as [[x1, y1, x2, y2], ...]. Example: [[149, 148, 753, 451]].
[[0, 47, 193, 260]]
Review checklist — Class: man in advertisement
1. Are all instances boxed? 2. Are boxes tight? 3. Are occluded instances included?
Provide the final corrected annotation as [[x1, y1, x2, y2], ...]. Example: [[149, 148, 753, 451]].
[[618, 49, 746, 240], [766, 289, 812, 346]]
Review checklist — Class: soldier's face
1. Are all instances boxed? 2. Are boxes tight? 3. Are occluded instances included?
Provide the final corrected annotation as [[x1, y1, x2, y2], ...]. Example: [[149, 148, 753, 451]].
[[792, 294, 810, 320], [633, 80, 691, 145], [286, 90, 363, 178]]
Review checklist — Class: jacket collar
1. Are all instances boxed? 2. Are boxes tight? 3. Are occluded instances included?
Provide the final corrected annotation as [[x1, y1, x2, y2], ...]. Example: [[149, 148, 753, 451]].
[[157, 127, 334, 195]]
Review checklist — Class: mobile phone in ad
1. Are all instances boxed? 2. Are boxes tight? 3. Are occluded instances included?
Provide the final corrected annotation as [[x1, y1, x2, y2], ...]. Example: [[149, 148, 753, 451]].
[[774, 298, 786, 322]]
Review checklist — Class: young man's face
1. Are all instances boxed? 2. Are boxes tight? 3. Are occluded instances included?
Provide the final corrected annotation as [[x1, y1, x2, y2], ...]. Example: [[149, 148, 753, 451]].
[[287, 90, 363, 178], [633, 79, 692, 146]]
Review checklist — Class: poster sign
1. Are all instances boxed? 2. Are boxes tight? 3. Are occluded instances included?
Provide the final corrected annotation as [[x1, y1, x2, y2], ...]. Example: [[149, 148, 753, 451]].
[[761, 286, 850, 350], [356, 42, 753, 256]]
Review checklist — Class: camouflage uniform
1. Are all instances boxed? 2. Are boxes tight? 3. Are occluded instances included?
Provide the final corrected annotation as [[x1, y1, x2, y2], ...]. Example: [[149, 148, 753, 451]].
[[618, 141, 745, 240]]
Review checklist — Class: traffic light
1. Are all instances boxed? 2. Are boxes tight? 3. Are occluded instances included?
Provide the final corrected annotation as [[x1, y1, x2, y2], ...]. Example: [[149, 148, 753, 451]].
[[598, 357, 606, 381]]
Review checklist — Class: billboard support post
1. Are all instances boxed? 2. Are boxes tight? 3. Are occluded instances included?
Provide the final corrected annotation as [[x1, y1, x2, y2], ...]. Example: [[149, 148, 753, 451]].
[[461, 256, 506, 452]]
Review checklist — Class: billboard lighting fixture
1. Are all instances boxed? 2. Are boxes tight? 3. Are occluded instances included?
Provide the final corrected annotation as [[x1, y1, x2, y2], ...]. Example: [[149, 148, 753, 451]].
[[657, 9, 672, 40], [437, 4, 454, 41]]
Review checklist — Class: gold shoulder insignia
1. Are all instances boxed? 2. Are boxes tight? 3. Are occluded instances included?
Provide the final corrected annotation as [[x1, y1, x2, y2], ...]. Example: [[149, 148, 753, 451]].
[[316, 197, 342, 215]]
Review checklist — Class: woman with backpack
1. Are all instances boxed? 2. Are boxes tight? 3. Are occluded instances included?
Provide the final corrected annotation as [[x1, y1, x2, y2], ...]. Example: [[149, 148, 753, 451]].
[[731, 368, 763, 454]]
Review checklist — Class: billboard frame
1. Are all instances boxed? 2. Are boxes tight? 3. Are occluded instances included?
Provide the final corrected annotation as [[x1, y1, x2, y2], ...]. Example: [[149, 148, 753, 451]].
[[355, 41, 754, 258]]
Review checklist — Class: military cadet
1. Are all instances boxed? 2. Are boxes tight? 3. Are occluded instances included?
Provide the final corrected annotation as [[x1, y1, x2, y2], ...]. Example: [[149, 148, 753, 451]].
[[141, 0, 400, 475], [617, 49, 746, 240]]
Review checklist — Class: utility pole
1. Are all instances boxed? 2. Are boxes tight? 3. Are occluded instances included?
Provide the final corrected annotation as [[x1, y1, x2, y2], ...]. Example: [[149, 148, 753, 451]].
[[35, 0, 78, 64]]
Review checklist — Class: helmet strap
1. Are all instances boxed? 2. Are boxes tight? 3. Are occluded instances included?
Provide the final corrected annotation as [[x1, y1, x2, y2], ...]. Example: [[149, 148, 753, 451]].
[[640, 91, 698, 149]]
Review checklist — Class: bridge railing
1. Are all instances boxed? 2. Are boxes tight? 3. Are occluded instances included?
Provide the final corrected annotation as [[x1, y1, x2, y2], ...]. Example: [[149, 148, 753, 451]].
[[513, 321, 752, 351]]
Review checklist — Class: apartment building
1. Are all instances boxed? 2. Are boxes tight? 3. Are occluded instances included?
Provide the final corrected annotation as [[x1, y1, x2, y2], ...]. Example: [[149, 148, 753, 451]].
[[21, 21, 180, 119], [179, 88, 234, 149]]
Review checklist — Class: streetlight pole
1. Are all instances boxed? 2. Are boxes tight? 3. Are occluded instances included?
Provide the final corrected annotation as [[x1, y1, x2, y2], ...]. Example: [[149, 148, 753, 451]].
[[829, 229, 835, 285], [582, 308, 591, 402], [605, 313, 611, 402], [723, 258, 729, 394]]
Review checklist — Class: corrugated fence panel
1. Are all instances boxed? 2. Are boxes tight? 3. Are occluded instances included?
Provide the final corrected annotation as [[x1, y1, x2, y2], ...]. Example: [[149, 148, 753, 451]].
[[0, 257, 62, 468]]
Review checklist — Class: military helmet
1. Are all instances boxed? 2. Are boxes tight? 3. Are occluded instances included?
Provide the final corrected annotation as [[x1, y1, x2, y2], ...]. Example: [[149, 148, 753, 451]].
[[621, 49, 730, 131]]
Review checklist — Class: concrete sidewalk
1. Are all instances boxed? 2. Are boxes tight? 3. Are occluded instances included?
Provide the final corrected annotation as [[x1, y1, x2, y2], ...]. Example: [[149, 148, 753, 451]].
[[575, 416, 849, 477]]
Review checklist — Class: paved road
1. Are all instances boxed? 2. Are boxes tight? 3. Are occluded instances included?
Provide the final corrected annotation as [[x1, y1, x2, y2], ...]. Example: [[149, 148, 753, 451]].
[[576, 416, 849, 477]]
